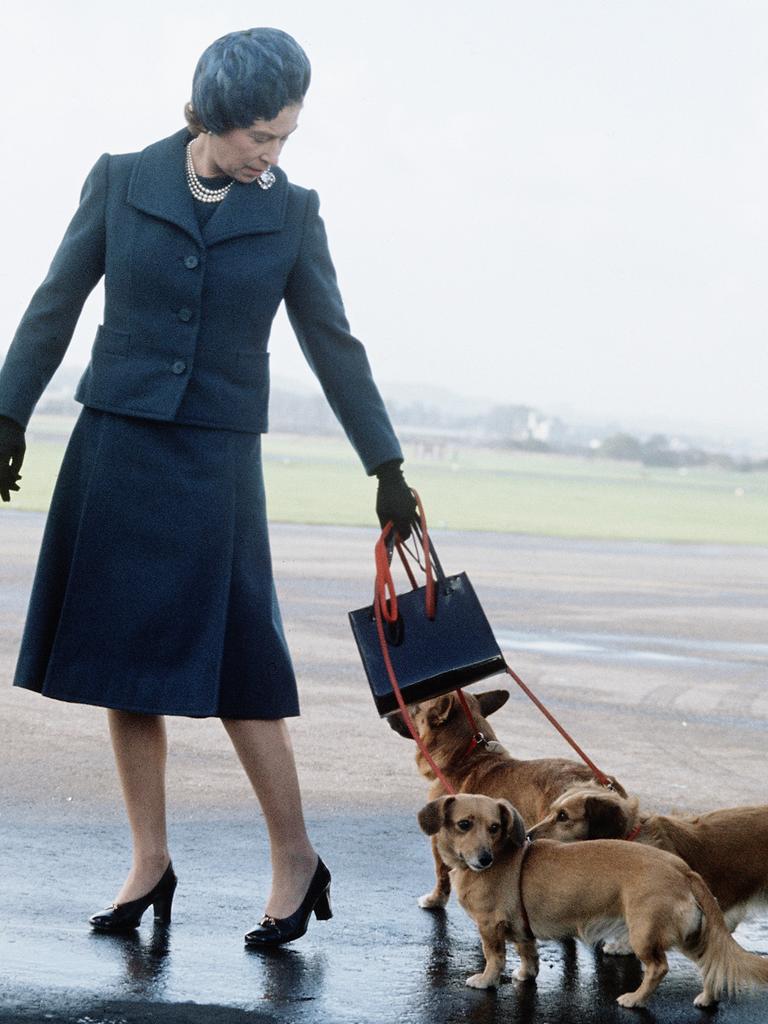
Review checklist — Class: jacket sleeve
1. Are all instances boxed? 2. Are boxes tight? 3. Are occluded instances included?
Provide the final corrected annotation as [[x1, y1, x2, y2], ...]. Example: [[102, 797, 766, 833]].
[[283, 189, 403, 475], [0, 153, 108, 427]]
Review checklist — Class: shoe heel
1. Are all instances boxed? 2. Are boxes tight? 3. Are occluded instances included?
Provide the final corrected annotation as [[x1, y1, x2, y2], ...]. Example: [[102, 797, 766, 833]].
[[153, 895, 174, 924], [90, 861, 176, 933], [313, 888, 332, 921], [152, 874, 177, 925]]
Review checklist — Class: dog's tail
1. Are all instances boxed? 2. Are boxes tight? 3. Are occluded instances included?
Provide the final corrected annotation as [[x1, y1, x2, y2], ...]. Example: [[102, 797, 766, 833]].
[[688, 872, 768, 1000]]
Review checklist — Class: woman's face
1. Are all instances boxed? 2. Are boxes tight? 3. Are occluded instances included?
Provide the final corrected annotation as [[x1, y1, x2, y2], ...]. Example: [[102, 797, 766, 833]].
[[206, 104, 302, 182]]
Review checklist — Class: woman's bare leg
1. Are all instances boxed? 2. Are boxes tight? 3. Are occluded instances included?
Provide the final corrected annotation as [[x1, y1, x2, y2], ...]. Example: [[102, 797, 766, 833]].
[[107, 709, 171, 904], [222, 717, 317, 919]]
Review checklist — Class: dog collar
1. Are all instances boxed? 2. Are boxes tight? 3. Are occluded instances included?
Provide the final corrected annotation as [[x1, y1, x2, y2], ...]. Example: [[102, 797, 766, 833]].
[[625, 824, 643, 842], [461, 731, 488, 760], [455, 689, 490, 763]]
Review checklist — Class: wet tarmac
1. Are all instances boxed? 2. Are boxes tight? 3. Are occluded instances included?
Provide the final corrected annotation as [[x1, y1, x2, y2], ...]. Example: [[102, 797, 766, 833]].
[[2, 813, 768, 1024], [3, 812, 768, 1024], [1, 514, 767, 1023]]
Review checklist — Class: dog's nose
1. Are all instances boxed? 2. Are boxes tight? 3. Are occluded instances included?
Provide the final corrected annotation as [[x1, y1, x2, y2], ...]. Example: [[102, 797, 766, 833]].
[[478, 850, 493, 868]]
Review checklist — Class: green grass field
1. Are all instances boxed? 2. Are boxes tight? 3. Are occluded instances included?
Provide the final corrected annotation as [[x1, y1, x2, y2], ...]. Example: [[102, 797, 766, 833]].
[[6, 416, 768, 545]]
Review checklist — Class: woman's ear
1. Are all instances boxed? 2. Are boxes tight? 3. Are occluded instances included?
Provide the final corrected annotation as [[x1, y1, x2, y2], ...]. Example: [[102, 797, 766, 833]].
[[498, 799, 527, 849], [417, 795, 455, 836]]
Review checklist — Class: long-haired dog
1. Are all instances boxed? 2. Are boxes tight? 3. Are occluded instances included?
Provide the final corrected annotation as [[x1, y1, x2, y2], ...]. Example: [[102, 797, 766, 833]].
[[418, 793, 768, 1009], [528, 786, 768, 932], [389, 689, 625, 908]]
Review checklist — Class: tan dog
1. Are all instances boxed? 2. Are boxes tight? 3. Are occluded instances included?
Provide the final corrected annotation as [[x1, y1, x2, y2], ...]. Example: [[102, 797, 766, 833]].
[[528, 786, 768, 932], [389, 689, 625, 908], [418, 793, 768, 1009]]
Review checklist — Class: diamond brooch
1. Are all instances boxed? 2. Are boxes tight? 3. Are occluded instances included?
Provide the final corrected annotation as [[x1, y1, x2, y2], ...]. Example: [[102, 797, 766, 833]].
[[257, 167, 276, 191]]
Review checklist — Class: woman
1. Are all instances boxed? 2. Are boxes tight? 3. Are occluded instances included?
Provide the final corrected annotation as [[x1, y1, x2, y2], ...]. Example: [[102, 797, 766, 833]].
[[0, 27, 416, 946]]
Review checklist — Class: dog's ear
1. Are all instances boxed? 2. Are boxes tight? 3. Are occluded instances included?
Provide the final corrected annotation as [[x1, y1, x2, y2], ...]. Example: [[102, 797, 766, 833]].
[[386, 711, 413, 740], [476, 690, 510, 718], [497, 799, 527, 849], [417, 796, 456, 836], [427, 694, 455, 727], [584, 795, 628, 839]]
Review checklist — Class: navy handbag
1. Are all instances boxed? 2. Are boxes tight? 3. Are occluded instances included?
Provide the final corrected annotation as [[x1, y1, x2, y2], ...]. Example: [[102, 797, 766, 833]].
[[348, 518, 506, 717]]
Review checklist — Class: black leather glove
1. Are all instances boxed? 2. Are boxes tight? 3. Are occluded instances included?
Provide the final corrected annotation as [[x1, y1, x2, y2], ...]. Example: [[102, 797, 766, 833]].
[[374, 459, 418, 540], [0, 415, 25, 502]]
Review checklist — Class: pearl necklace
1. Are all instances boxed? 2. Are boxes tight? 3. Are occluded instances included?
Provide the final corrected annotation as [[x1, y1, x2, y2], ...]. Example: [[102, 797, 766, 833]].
[[185, 139, 277, 201], [185, 141, 233, 203]]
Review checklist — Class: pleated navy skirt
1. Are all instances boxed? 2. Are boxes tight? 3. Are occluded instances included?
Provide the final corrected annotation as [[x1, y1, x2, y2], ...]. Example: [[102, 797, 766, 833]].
[[13, 407, 299, 718]]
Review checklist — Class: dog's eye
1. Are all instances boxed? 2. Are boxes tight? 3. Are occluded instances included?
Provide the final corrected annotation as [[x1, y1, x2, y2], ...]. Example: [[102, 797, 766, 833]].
[[556, 810, 569, 822], [457, 819, 472, 832], [488, 823, 500, 834]]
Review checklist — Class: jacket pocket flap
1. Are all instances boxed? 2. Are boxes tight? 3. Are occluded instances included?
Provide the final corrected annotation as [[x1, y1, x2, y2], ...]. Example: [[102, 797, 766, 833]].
[[93, 324, 130, 356]]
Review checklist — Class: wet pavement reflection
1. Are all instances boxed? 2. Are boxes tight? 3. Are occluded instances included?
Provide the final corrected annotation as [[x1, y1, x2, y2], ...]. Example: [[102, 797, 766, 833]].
[[2, 523, 767, 1023], [3, 816, 766, 1023], [87, 925, 172, 998]]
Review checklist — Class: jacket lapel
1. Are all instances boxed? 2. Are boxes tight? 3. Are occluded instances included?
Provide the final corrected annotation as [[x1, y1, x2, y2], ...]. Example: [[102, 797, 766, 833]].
[[202, 168, 288, 246], [127, 128, 288, 247], [127, 129, 203, 245]]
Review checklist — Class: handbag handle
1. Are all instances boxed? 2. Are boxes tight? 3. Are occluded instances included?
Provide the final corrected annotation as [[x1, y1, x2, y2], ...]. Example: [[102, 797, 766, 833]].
[[374, 489, 437, 624]]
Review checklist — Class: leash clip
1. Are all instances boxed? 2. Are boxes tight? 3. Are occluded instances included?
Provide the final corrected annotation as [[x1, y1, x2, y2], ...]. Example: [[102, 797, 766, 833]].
[[474, 731, 487, 748], [460, 730, 488, 762]]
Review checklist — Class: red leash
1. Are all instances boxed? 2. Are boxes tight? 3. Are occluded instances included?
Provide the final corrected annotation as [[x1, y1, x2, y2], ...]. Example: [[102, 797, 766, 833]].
[[374, 498, 614, 793], [373, 590, 458, 793], [503, 663, 613, 789], [374, 494, 459, 794]]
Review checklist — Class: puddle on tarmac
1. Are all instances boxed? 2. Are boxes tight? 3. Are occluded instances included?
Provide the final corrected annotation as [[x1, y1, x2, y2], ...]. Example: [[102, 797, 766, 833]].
[[495, 629, 768, 670]]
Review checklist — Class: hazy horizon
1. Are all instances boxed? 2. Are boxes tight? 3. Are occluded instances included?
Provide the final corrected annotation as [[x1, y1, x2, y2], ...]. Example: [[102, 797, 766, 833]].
[[37, 361, 767, 458], [2, 1, 766, 449]]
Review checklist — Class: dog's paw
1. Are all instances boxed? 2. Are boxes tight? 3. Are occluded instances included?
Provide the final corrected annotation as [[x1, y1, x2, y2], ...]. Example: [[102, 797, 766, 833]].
[[466, 973, 497, 989], [418, 891, 449, 910], [693, 990, 717, 1008], [513, 965, 538, 982], [616, 992, 645, 1009], [603, 940, 634, 956]]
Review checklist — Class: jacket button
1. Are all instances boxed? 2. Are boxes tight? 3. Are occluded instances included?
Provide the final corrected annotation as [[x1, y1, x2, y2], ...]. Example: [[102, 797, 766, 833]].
[[184, 255, 199, 269], [178, 307, 193, 322], [171, 360, 187, 374]]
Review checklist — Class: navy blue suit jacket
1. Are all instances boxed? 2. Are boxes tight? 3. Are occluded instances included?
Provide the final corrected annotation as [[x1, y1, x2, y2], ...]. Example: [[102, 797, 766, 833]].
[[0, 129, 402, 473]]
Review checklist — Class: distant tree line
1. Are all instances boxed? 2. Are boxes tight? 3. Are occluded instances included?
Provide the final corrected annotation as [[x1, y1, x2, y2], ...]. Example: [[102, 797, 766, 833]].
[[35, 372, 766, 470], [180, 390, 768, 471], [597, 432, 768, 472]]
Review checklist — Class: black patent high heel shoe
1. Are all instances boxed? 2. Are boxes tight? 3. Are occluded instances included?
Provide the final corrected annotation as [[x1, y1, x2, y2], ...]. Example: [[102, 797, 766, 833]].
[[89, 861, 177, 932], [244, 857, 332, 947]]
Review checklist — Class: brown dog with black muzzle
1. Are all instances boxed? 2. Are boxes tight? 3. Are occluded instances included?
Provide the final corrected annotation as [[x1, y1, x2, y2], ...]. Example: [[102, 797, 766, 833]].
[[418, 793, 768, 1009], [528, 786, 768, 933], [390, 689, 625, 909]]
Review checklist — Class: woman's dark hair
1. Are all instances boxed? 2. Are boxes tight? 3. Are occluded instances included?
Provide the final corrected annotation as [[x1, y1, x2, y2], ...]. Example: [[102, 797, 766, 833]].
[[185, 27, 311, 135]]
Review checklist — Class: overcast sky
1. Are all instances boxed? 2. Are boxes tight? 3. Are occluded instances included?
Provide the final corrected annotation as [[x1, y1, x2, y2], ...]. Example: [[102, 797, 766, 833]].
[[1, 1, 766, 449]]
